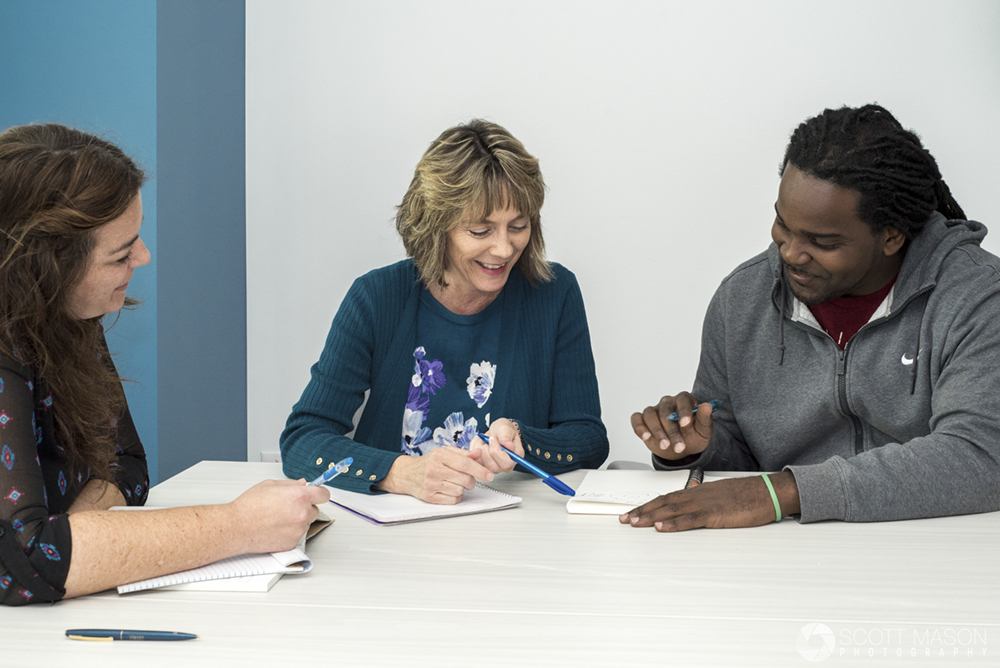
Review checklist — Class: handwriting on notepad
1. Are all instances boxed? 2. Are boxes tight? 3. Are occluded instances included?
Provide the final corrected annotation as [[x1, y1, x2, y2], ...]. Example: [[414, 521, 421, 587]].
[[573, 491, 661, 505]]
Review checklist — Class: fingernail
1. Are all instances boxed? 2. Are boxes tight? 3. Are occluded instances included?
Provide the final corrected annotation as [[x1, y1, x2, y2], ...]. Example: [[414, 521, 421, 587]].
[[680, 417, 691, 427], [487, 473, 494, 481], [630, 516, 639, 524], [674, 442, 685, 454], [641, 432, 650, 440], [659, 439, 670, 450], [654, 521, 663, 530], [619, 513, 629, 522]]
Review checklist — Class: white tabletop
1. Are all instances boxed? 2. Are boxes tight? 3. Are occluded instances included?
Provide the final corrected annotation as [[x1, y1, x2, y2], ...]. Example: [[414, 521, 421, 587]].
[[4, 461, 998, 666]]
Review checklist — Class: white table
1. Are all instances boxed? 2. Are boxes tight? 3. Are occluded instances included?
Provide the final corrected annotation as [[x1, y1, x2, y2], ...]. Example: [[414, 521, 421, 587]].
[[4, 461, 998, 666]]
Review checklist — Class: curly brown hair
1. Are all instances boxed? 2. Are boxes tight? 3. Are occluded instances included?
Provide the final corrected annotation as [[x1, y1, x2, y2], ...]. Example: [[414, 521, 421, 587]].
[[396, 119, 552, 288], [0, 123, 146, 482]]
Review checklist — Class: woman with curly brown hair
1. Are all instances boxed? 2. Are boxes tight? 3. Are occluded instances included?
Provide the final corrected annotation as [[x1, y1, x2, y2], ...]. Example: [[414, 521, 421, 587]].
[[0, 124, 328, 606]]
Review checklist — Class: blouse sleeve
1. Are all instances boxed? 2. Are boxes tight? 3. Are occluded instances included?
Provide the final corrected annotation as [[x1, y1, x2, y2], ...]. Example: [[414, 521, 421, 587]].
[[104, 347, 150, 505], [280, 275, 404, 492], [0, 362, 71, 605], [512, 267, 609, 473]]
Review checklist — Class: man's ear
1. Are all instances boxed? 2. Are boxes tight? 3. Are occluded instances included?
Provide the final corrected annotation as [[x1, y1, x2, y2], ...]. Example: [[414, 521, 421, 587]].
[[882, 228, 907, 257]]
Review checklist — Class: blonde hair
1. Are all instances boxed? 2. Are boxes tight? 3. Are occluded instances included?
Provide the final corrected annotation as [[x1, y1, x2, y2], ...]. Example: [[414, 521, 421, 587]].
[[396, 119, 552, 287]]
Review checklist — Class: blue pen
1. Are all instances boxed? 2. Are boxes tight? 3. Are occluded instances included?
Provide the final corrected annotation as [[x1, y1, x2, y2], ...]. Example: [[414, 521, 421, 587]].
[[66, 629, 198, 641], [308, 457, 353, 486], [477, 433, 575, 496], [667, 400, 722, 422]]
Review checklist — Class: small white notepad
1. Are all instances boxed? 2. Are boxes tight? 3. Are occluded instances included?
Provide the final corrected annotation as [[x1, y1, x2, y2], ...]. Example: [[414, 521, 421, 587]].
[[327, 482, 521, 525], [566, 470, 720, 515]]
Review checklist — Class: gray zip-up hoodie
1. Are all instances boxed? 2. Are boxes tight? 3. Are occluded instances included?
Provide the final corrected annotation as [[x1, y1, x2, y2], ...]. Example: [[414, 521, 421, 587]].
[[654, 213, 1000, 523]]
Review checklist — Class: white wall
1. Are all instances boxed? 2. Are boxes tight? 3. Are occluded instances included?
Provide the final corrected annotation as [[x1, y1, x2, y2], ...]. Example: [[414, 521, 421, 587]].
[[245, 0, 1000, 465]]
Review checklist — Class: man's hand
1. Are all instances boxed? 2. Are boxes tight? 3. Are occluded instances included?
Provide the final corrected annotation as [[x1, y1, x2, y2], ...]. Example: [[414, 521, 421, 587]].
[[618, 471, 800, 531], [379, 446, 494, 505], [631, 392, 715, 459]]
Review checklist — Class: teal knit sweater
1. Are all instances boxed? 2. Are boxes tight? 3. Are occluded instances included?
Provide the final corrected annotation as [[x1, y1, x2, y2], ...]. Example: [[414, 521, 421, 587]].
[[280, 259, 608, 493]]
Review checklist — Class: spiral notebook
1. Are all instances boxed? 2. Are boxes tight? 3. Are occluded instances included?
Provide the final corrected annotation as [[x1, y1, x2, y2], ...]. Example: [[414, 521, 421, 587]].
[[111, 505, 333, 593], [116, 547, 312, 594], [326, 482, 521, 525]]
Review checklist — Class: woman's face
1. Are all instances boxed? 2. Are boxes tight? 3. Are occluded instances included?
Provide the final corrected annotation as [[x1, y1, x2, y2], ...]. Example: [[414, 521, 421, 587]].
[[440, 205, 530, 312], [68, 193, 150, 320]]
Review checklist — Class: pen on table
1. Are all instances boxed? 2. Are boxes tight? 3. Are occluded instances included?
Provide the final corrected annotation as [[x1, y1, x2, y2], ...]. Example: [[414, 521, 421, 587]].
[[685, 467, 704, 489], [476, 433, 576, 497], [667, 399, 722, 422], [66, 629, 198, 642], [308, 456, 353, 486]]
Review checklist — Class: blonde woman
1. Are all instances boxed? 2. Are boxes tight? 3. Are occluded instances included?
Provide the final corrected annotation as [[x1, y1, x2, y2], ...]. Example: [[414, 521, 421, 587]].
[[281, 120, 608, 504]]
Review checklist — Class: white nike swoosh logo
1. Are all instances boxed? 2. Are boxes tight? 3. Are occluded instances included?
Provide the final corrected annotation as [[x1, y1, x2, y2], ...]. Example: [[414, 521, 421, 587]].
[[901, 354, 914, 366]]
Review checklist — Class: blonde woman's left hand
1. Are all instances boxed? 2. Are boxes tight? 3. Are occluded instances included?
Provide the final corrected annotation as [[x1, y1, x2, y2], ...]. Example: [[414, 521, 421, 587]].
[[471, 418, 525, 473]]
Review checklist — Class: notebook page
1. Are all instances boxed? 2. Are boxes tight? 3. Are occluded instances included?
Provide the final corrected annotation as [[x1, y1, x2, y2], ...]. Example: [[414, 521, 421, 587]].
[[566, 470, 722, 515], [327, 482, 521, 525], [117, 548, 310, 594]]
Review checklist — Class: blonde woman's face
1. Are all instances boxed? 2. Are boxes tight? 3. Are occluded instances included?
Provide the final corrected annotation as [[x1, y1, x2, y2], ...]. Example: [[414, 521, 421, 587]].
[[68, 193, 150, 320], [440, 205, 530, 311]]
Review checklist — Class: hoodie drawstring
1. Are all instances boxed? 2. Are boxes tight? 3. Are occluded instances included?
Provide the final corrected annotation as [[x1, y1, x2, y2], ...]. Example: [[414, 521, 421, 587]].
[[909, 294, 929, 395]]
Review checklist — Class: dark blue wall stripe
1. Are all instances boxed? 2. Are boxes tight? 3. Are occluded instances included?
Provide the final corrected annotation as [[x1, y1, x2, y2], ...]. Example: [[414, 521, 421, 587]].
[[0, 0, 159, 481], [156, 0, 247, 481]]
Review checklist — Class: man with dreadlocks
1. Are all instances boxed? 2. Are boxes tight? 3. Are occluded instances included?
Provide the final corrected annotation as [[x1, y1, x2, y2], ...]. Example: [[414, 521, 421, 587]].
[[622, 104, 1000, 531]]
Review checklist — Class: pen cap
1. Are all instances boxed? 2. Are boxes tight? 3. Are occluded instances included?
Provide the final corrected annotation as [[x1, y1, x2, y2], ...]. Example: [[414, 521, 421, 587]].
[[544, 476, 576, 497]]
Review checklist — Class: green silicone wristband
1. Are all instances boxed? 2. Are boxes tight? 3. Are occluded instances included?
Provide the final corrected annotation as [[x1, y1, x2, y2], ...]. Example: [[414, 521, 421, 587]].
[[761, 473, 782, 522]]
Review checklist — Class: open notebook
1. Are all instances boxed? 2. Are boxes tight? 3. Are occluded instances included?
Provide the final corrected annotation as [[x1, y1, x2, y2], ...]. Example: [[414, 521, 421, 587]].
[[112, 505, 333, 593], [117, 548, 313, 594], [327, 482, 521, 525], [566, 469, 720, 515]]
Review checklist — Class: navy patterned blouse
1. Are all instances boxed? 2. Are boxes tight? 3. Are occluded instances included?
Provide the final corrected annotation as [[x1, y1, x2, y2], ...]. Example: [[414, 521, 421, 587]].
[[0, 334, 148, 606]]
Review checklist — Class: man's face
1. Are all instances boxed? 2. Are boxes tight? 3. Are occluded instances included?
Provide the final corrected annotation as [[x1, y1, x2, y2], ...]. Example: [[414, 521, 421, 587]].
[[771, 164, 905, 305]]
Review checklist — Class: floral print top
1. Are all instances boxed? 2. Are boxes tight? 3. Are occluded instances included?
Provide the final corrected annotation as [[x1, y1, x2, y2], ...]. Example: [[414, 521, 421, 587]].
[[402, 288, 503, 456], [0, 334, 148, 606]]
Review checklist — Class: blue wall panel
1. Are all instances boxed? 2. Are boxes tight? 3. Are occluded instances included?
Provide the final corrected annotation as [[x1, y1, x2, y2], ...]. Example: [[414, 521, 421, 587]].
[[156, 0, 247, 481], [0, 0, 159, 481]]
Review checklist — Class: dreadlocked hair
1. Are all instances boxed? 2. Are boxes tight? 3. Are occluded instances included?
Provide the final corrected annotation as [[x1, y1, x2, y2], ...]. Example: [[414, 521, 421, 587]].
[[781, 104, 965, 239], [0, 123, 145, 483]]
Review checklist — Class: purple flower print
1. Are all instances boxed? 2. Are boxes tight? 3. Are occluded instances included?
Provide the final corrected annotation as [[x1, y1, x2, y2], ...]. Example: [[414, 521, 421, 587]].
[[466, 361, 496, 409], [401, 408, 433, 456], [433, 412, 479, 450], [411, 346, 446, 396], [405, 384, 430, 421]]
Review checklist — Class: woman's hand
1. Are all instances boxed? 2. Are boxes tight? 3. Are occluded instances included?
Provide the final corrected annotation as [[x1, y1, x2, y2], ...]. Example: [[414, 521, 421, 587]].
[[379, 447, 494, 505], [631, 392, 715, 459], [470, 418, 525, 473], [65, 479, 331, 598], [229, 479, 330, 554]]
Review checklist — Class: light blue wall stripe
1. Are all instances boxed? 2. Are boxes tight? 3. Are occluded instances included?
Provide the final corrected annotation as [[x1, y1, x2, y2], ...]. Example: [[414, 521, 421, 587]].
[[0, 0, 159, 482]]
